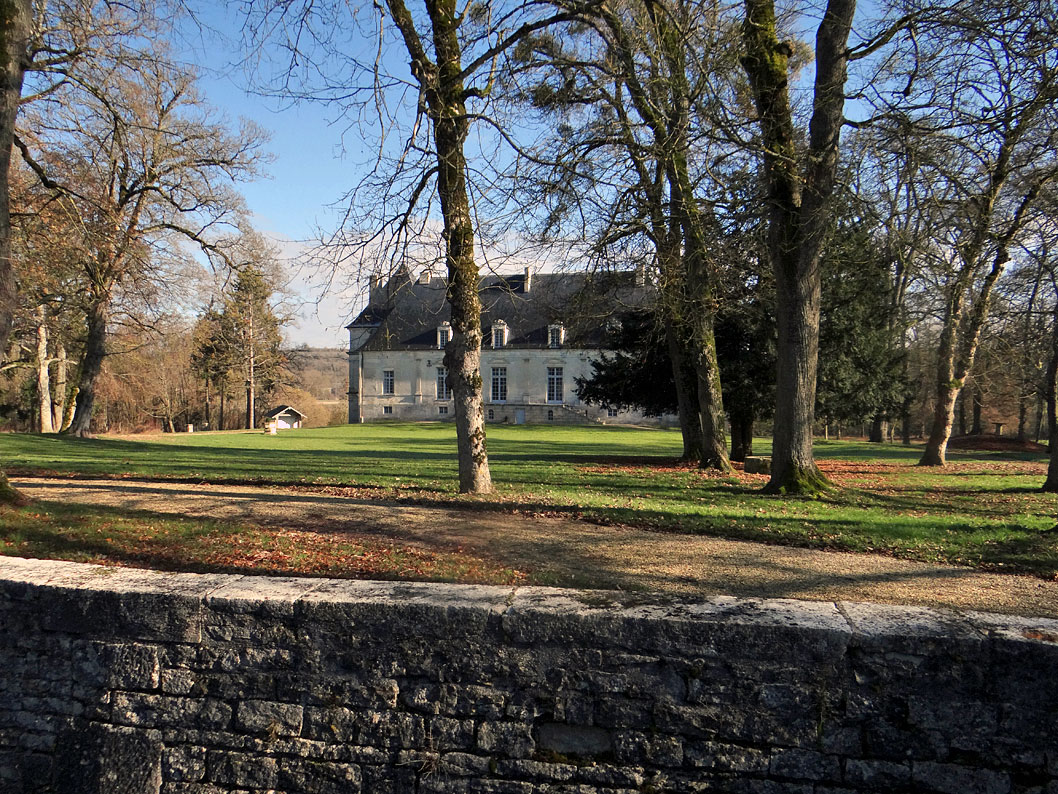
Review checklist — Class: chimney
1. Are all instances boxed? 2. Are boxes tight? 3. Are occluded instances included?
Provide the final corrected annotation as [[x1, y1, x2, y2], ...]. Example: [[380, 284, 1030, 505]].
[[368, 274, 384, 305], [524, 266, 533, 293], [418, 268, 432, 285]]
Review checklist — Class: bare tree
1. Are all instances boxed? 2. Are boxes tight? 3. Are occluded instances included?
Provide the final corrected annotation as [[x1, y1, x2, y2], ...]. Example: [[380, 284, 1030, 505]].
[[17, 48, 265, 436], [237, 0, 576, 493], [863, 0, 1058, 466]]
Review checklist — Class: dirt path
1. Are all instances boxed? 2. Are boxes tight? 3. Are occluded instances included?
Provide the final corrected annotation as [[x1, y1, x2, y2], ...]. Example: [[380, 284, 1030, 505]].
[[12, 476, 1058, 617]]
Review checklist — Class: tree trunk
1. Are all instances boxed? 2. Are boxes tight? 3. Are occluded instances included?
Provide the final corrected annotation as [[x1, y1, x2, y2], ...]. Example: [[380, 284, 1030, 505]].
[[665, 321, 705, 462], [52, 340, 67, 431], [1016, 392, 1027, 443], [730, 411, 755, 462], [219, 388, 226, 431], [1043, 308, 1058, 491], [868, 415, 885, 443], [61, 387, 77, 432], [0, 0, 33, 504], [971, 386, 983, 435], [741, 0, 854, 494], [245, 310, 256, 429], [385, 0, 491, 493], [65, 298, 109, 438], [957, 394, 967, 437], [919, 248, 1010, 465], [35, 306, 54, 433]]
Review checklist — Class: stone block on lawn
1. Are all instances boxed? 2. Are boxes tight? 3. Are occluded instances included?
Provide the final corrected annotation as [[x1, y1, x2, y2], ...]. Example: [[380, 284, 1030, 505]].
[[744, 456, 771, 474]]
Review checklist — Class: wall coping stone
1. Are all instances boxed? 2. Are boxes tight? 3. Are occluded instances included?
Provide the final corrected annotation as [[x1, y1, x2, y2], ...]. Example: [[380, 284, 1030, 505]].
[[4, 554, 1058, 645]]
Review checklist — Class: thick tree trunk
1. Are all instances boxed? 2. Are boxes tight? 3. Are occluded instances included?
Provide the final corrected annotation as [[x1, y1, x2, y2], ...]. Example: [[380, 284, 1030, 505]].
[[35, 306, 54, 433], [730, 411, 755, 462], [1043, 306, 1058, 492], [52, 340, 67, 431], [665, 322, 705, 462], [0, 0, 33, 504], [65, 298, 109, 438], [742, 0, 854, 494]]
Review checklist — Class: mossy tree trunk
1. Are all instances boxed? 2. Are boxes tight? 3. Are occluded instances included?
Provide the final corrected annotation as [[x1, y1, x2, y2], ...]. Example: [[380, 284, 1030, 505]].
[[741, 0, 855, 494], [386, 0, 491, 493]]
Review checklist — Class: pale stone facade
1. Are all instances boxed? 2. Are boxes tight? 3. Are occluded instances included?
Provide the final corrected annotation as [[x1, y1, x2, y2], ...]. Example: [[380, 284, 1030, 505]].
[[347, 269, 650, 425]]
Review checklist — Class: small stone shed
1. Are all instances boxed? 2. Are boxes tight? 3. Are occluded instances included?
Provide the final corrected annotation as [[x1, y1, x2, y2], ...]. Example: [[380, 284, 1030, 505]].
[[264, 405, 307, 430]]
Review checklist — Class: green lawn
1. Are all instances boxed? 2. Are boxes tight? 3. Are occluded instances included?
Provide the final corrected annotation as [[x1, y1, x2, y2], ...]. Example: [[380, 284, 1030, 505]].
[[1, 423, 1056, 579]]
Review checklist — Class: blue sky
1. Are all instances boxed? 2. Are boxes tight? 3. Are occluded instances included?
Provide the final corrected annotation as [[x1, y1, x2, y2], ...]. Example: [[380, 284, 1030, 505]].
[[177, 10, 371, 347]]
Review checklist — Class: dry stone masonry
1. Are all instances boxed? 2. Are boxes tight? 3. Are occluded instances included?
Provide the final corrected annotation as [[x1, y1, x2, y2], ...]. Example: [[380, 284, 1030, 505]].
[[1, 556, 1057, 793]]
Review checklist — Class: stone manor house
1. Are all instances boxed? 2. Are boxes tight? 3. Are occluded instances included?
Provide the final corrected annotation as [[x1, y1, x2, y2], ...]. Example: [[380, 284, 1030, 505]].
[[346, 266, 648, 424]]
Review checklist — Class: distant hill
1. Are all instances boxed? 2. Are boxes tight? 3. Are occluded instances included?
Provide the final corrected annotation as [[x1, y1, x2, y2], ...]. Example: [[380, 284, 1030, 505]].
[[288, 347, 347, 402]]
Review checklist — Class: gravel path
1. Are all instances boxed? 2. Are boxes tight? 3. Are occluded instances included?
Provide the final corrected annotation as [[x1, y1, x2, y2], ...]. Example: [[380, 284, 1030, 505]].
[[13, 476, 1058, 617]]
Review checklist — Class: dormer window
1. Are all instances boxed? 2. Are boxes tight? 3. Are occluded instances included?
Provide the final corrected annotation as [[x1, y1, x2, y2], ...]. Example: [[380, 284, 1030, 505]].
[[491, 320, 508, 349], [548, 324, 566, 348], [437, 322, 451, 349]]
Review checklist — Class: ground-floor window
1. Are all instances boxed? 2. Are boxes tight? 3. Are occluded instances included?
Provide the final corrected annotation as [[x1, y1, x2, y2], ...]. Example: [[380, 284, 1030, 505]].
[[547, 367, 563, 403], [491, 367, 507, 402], [436, 367, 451, 400], [382, 369, 395, 395], [438, 405, 449, 416], [383, 405, 393, 415], [488, 409, 495, 421], [607, 407, 618, 417]]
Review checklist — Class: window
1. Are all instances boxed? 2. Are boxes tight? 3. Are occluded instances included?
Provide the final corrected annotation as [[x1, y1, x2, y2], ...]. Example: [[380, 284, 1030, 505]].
[[607, 407, 619, 418], [436, 367, 451, 400], [488, 409, 494, 421], [548, 324, 565, 348], [382, 370, 395, 395], [547, 409, 554, 421], [491, 367, 507, 402], [437, 323, 450, 349], [438, 406, 449, 416], [383, 406, 393, 415], [547, 367, 563, 403], [491, 320, 507, 349]]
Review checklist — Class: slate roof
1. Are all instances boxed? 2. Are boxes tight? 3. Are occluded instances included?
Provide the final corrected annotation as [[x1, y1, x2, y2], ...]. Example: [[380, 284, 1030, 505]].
[[347, 270, 648, 352]]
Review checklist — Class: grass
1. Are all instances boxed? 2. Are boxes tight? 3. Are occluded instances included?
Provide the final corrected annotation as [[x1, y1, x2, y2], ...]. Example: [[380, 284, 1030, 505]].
[[1, 423, 1056, 580]]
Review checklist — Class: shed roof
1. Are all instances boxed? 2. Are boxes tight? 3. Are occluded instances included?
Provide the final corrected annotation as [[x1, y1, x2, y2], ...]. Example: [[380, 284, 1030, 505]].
[[264, 405, 307, 419]]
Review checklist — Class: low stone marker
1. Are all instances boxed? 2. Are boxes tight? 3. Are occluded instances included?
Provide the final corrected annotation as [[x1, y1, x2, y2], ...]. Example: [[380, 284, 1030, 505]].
[[744, 455, 771, 474]]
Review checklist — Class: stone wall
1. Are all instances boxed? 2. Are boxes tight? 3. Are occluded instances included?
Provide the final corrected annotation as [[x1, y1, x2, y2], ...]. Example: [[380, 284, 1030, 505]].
[[2, 556, 1057, 794]]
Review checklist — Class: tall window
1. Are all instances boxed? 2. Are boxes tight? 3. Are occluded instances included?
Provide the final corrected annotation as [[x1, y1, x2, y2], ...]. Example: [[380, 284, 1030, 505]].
[[382, 369, 395, 396], [547, 367, 563, 403], [491, 367, 507, 402], [437, 323, 450, 349], [436, 367, 451, 400]]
